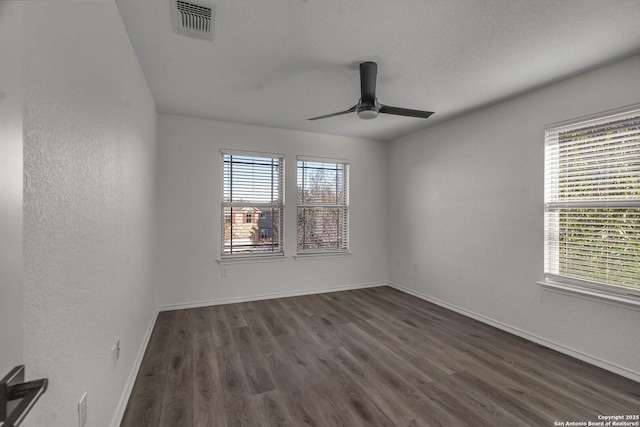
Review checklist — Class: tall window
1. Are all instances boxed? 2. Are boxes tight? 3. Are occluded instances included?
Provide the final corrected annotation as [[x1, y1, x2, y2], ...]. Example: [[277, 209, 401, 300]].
[[222, 151, 284, 257], [544, 106, 640, 295], [297, 158, 349, 253]]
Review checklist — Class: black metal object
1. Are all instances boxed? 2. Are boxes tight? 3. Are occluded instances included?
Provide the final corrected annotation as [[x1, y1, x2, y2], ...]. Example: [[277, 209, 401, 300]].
[[359, 61, 377, 104], [307, 61, 435, 121], [1, 366, 48, 427]]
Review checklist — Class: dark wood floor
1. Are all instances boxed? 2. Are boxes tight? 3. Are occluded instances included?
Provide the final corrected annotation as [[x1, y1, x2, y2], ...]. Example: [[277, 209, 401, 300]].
[[121, 286, 639, 427]]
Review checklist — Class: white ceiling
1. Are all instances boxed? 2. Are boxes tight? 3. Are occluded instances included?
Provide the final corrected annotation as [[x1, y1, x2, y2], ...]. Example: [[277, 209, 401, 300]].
[[115, 0, 640, 141]]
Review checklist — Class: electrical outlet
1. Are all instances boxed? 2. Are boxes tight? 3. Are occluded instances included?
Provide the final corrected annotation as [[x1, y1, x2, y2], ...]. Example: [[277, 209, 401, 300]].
[[78, 392, 87, 427], [221, 267, 227, 277], [112, 339, 120, 365], [395, 260, 401, 268], [413, 265, 419, 272]]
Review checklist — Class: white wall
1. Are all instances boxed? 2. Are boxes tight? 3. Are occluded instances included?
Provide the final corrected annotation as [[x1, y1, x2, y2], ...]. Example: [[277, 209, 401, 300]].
[[22, 1, 158, 426], [0, 1, 24, 376], [157, 114, 388, 307], [388, 54, 640, 380]]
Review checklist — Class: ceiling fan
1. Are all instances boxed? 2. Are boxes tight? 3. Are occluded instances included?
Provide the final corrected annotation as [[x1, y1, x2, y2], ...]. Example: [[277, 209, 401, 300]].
[[308, 61, 434, 121]]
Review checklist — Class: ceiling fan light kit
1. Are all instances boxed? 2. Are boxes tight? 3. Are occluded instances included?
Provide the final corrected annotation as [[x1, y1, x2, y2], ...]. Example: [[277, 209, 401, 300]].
[[357, 104, 380, 120], [308, 61, 434, 121]]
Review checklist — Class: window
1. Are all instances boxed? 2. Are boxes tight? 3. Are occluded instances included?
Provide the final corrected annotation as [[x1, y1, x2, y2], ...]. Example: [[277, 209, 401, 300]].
[[544, 105, 640, 296], [222, 151, 284, 257], [297, 157, 349, 253], [260, 228, 271, 239]]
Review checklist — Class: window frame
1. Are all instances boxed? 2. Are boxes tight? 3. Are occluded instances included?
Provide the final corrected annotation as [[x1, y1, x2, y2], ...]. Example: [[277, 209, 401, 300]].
[[296, 156, 350, 255], [221, 149, 285, 259], [543, 104, 640, 300]]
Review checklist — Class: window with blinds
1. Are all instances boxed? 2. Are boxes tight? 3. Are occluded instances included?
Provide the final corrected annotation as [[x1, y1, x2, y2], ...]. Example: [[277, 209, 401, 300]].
[[297, 158, 349, 253], [222, 151, 284, 257], [544, 105, 640, 295]]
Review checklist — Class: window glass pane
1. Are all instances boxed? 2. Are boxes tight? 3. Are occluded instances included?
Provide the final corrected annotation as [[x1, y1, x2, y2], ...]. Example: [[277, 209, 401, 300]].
[[544, 108, 640, 293], [297, 207, 348, 251], [297, 161, 344, 205], [297, 159, 349, 253], [545, 208, 640, 290], [223, 154, 282, 204], [222, 153, 283, 256], [549, 120, 640, 202]]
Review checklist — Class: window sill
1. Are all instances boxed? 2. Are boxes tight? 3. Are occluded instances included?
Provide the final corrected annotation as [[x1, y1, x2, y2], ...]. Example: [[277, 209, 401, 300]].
[[217, 255, 287, 265], [294, 251, 351, 260], [537, 280, 640, 311]]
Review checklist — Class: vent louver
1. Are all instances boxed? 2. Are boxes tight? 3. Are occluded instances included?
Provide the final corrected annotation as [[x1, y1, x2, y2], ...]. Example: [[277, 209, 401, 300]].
[[171, 0, 214, 41]]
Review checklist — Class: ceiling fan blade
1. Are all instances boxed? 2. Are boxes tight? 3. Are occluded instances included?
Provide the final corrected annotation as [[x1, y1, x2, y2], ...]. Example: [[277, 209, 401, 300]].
[[307, 105, 357, 121], [360, 62, 377, 104], [379, 104, 434, 119]]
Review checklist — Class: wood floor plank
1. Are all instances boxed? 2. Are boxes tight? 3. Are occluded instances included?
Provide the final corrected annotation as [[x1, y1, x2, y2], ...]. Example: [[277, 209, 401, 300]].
[[353, 317, 453, 381], [287, 299, 324, 329], [291, 332, 400, 426], [193, 332, 227, 427], [268, 298, 305, 334], [240, 308, 279, 353], [254, 390, 294, 427], [461, 357, 591, 422], [216, 344, 251, 399], [329, 346, 428, 426], [167, 308, 194, 353], [348, 292, 409, 330], [237, 349, 277, 395], [224, 395, 259, 427], [264, 351, 326, 426], [254, 300, 289, 337], [210, 307, 234, 348], [452, 368, 553, 426], [159, 351, 194, 427], [335, 323, 435, 392], [223, 304, 248, 328], [192, 307, 215, 333], [122, 286, 640, 427], [301, 294, 352, 326], [332, 326, 464, 426], [306, 324, 347, 350], [274, 330, 385, 426], [316, 291, 376, 323]]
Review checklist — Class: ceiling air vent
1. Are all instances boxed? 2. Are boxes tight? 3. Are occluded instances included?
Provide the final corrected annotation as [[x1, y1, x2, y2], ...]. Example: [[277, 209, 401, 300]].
[[171, 0, 214, 41]]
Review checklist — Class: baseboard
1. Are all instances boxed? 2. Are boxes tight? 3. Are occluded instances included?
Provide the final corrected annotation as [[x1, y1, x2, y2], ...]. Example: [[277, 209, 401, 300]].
[[159, 281, 386, 312], [387, 282, 640, 383], [109, 309, 159, 427]]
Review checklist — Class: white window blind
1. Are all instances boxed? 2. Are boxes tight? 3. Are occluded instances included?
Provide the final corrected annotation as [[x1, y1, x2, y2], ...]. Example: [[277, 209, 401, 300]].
[[544, 106, 640, 294], [222, 151, 284, 257], [297, 158, 349, 253]]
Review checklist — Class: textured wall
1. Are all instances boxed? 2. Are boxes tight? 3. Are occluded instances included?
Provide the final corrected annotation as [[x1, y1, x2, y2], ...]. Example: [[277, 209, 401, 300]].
[[388, 54, 640, 380], [22, 1, 157, 426], [157, 114, 388, 307], [0, 1, 24, 375]]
